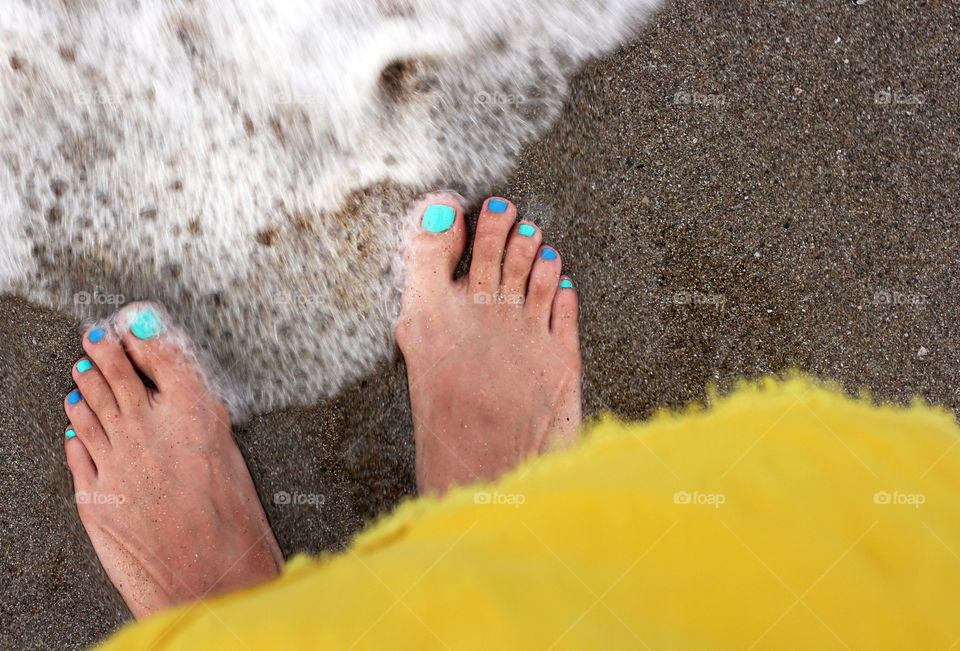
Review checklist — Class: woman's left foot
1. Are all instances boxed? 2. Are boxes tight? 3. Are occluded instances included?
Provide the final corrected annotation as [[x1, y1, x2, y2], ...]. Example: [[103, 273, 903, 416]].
[[63, 302, 282, 619]]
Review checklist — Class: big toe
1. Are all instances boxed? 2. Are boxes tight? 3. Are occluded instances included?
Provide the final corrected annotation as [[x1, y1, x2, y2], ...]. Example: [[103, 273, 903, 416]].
[[401, 192, 467, 298], [114, 302, 211, 399]]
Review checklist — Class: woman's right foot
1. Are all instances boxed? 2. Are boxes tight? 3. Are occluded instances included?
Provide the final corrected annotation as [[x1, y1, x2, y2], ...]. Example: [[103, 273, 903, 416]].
[[396, 194, 582, 495]]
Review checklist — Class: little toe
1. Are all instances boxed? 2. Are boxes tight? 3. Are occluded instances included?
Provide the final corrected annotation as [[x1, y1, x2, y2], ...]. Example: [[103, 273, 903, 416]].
[[468, 197, 517, 296], [550, 277, 580, 342], [116, 302, 210, 398], [500, 221, 542, 303], [64, 391, 111, 462], [73, 358, 120, 424], [82, 325, 148, 410], [402, 192, 468, 297], [525, 245, 563, 325], [64, 428, 97, 487]]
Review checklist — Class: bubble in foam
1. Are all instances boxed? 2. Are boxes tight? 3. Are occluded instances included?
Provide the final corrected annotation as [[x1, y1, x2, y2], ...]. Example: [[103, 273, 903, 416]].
[[0, 0, 660, 420]]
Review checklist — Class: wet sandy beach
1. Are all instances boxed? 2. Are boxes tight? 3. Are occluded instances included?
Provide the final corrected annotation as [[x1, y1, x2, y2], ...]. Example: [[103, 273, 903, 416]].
[[2, 0, 958, 647]]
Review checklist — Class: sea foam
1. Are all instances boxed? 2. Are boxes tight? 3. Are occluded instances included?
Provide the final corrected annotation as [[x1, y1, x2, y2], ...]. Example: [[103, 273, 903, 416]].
[[0, 0, 660, 419]]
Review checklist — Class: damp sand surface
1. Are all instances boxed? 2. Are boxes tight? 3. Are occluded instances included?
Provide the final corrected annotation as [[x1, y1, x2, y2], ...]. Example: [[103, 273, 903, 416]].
[[2, 0, 959, 646]]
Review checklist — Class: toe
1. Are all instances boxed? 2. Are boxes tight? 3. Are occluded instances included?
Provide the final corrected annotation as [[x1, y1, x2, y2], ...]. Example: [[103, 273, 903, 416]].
[[115, 302, 210, 398], [500, 221, 542, 304], [468, 197, 517, 297], [82, 325, 149, 410], [525, 245, 563, 326], [73, 358, 120, 424], [65, 391, 111, 462], [64, 428, 97, 486], [550, 276, 580, 340], [401, 192, 468, 296]]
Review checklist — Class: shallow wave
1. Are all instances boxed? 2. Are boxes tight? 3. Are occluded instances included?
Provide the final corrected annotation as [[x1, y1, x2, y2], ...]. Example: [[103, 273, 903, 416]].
[[0, 0, 660, 418]]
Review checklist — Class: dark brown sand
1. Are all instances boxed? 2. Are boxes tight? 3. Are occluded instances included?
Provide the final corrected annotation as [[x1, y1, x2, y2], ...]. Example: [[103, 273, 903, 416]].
[[2, 0, 959, 647]]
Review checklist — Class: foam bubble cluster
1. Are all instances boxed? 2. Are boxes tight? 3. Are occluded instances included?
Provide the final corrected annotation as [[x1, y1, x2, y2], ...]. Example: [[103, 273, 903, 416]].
[[0, 0, 659, 419]]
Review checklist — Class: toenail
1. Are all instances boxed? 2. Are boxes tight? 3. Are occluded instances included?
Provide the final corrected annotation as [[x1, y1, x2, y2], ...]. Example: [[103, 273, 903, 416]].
[[88, 327, 105, 343], [488, 198, 508, 213], [518, 224, 536, 237], [65, 429, 76, 439], [559, 279, 574, 289], [541, 248, 557, 260], [421, 204, 456, 233], [67, 391, 82, 405], [130, 309, 164, 340], [77, 360, 93, 373]]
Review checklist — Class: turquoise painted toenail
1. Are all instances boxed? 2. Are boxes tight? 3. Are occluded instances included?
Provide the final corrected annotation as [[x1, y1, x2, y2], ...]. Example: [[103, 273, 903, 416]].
[[541, 248, 557, 260], [488, 198, 508, 213], [67, 391, 82, 405], [421, 204, 455, 232], [559, 279, 574, 289], [88, 328, 105, 343], [130, 309, 164, 340], [77, 360, 93, 373], [65, 429, 77, 439], [518, 224, 536, 237]]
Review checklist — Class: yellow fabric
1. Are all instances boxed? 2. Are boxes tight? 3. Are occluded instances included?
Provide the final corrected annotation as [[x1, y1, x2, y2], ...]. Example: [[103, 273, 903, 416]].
[[100, 377, 960, 650]]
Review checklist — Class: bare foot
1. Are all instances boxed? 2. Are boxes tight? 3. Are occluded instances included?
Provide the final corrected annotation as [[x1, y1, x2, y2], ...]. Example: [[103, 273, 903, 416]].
[[63, 302, 282, 618], [396, 194, 582, 495]]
